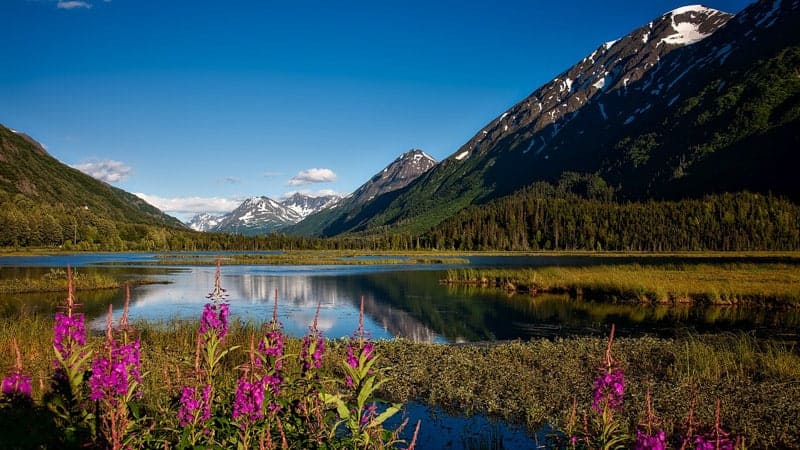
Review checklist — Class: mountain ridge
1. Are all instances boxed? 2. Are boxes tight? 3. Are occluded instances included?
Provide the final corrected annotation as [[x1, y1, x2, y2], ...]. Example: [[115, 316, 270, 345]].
[[188, 193, 341, 234], [313, 0, 800, 237], [0, 124, 184, 229], [286, 149, 437, 236]]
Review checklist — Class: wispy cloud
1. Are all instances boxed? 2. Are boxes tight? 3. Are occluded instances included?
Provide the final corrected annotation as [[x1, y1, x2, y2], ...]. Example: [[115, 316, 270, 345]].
[[71, 159, 132, 183], [263, 171, 282, 178], [133, 194, 240, 214], [287, 168, 337, 186], [218, 176, 241, 185], [57, 1, 92, 9]]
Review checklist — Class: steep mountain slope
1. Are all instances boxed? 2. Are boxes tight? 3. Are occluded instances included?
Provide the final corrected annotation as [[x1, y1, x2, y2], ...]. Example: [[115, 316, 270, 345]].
[[324, 0, 800, 236], [346, 149, 437, 206], [0, 124, 184, 228], [287, 149, 437, 236]]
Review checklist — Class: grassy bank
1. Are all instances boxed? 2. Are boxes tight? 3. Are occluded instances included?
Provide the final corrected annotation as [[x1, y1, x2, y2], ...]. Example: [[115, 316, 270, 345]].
[[0, 268, 168, 295], [444, 263, 800, 307], [1, 316, 798, 447]]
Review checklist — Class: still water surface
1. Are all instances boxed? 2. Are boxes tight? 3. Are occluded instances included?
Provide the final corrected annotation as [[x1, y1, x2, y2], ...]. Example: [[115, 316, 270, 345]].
[[1, 252, 797, 342]]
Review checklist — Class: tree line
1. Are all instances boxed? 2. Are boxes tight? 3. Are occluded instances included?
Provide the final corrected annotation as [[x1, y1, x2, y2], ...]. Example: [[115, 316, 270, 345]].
[[421, 184, 800, 251], [2, 186, 799, 252]]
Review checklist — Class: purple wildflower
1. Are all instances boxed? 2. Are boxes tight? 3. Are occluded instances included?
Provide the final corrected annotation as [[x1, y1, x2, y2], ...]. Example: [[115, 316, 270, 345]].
[[635, 430, 667, 450], [360, 403, 377, 429], [89, 340, 142, 402], [345, 337, 375, 387], [258, 329, 284, 370], [300, 333, 325, 374], [694, 434, 734, 450], [346, 343, 358, 369], [232, 378, 265, 424], [591, 368, 625, 413], [199, 302, 230, 342], [178, 384, 212, 427], [2, 372, 32, 398], [53, 311, 86, 361], [3, 338, 32, 399]]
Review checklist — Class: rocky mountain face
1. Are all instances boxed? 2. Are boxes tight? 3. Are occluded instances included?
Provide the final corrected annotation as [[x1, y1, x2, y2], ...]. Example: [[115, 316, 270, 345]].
[[188, 193, 340, 235], [347, 149, 437, 206], [286, 149, 438, 236], [313, 0, 800, 236]]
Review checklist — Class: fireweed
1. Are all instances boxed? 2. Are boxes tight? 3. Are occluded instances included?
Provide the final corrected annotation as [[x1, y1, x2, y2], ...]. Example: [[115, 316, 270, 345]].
[[177, 259, 236, 446], [556, 326, 745, 450], [1, 338, 32, 402], [634, 388, 666, 450], [320, 296, 413, 449], [88, 300, 143, 450], [45, 266, 95, 446], [3, 262, 424, 449], [257, 291, 285, 399], [690, 400, 737, 450]]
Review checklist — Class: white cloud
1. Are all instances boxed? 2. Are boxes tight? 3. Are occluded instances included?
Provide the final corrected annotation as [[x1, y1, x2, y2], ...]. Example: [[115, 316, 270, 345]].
[[133, 193, 240, 214], [218, 176, 241, 185], [263, 171, 283, 178], [287, 168, 337, 186], [71, 159, 132, 183], [57, 1, 92, 9]]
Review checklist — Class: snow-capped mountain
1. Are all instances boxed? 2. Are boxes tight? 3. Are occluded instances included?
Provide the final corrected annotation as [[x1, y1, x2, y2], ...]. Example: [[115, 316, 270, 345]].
[[448, 4, 733, 163], [188, 193, 342, 235], [281, 193, 340, 219], [313, 0, 800, 235], [213, 196, 302, 235], [286, 149, 438, 236], [347, 149, 437, 206], [186, 212, 224, 232]]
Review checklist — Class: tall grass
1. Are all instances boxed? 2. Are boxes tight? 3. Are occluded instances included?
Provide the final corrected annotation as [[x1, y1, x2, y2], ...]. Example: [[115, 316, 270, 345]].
[[444, 263, 800, 306]]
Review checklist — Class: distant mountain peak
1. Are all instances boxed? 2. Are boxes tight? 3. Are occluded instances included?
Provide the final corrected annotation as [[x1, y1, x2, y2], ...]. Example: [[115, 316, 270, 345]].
[[188, 192, 342, 235], [186, 212, 223, 232], [348, 148, 437, 205], [281, 193, 340, 219]]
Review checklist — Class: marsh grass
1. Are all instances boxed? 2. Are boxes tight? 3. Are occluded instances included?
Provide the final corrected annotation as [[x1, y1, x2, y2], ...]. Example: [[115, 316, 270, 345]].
[[445, 263, 800, 306], [0, 268, 166, 295], [2, 315, 798, 448]]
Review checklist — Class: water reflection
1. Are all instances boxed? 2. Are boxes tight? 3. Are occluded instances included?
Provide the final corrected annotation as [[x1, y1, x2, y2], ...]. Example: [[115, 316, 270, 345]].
[[2, 258, 798, 342]]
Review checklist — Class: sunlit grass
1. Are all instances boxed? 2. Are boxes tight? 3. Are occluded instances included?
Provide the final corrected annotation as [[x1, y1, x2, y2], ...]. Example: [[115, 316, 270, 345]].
[[445, 263, 800, 306]]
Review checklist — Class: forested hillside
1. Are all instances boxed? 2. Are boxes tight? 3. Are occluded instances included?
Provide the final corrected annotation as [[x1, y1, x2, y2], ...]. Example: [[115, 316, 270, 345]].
[[422, 180, 800, 251]]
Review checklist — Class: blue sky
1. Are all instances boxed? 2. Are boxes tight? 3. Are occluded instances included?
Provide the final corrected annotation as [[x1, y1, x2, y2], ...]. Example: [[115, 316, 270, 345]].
[[1, 0, 753, 220]]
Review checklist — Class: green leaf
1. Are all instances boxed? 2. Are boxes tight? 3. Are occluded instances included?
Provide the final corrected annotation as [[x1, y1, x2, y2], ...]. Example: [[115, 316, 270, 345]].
[[369, 404, 401, 428]]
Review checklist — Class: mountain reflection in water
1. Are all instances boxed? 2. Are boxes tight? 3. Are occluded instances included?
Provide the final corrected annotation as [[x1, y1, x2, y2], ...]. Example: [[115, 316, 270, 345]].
[[2, 256, 798, 342]]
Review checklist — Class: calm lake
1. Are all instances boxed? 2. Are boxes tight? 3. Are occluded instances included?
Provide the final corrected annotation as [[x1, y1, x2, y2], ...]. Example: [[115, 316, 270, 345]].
[[1, 252, 797, 342]]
